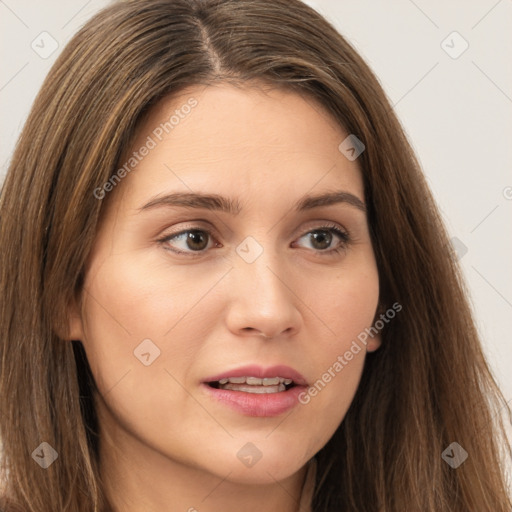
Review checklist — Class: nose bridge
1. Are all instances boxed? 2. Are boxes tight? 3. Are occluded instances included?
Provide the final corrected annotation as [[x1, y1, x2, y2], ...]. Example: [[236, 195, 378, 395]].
[[236, 236, 287, 304], [226, 234, 300, 337]]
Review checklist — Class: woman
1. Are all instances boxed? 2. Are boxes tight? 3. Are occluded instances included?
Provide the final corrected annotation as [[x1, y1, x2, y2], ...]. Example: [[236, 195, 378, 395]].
[[0, 0, 510, 510]]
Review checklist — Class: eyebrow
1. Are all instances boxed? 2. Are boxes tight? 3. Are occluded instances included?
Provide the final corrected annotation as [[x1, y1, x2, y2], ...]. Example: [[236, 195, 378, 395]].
[[138, 190, 366, 214]]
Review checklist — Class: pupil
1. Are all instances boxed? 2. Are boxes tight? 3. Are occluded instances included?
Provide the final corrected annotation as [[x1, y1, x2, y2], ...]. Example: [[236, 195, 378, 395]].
[[187, 230, 208, 251], [312, 230, 331, 250]]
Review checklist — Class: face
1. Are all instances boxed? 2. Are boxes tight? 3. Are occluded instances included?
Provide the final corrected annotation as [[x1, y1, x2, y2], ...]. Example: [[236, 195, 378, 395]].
[[69, 83, 381, 485]]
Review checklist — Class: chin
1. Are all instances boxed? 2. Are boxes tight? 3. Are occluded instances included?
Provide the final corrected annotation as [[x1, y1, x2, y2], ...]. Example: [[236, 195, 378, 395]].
[[198, 447, 309, 485]]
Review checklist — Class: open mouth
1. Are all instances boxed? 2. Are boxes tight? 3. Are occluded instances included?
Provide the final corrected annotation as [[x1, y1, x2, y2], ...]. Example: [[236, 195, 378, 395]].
[[202, 367, 307, 416], [206, 376, 296, 394]]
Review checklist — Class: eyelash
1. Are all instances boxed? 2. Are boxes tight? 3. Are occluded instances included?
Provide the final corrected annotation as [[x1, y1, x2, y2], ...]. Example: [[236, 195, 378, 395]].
[[157, 222, 351, 258]]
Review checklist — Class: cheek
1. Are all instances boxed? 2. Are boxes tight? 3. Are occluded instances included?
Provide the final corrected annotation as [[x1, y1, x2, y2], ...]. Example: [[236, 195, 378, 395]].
[[305, 256, 379, 347], [293, 259, 379, 430], [82, 251, 222, 337], [79, 251, 231, 391]]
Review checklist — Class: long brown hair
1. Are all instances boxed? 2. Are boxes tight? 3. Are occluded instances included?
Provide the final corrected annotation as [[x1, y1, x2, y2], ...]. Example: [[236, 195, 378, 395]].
[[1, 0, 510, 510]]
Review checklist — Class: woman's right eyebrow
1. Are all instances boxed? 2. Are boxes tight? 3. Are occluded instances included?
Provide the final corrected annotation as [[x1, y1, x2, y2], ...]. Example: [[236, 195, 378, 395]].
[[137, 190, 366, 215]]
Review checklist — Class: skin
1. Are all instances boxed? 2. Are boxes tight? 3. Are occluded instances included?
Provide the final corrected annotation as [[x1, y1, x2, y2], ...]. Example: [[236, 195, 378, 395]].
[[67, 83, 381, 512]]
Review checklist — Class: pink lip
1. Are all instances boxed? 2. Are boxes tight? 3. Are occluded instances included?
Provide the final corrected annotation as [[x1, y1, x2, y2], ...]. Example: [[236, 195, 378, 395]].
[[202, 364, 308, 387], [201, 364, 308, 418]]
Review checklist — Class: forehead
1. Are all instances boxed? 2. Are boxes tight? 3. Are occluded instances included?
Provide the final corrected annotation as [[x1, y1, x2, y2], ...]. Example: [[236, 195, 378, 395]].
[[112, 83, 364, 211]]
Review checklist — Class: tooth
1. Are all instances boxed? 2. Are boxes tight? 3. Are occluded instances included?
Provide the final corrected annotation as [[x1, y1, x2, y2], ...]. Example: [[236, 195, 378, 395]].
[[217, 376, 294, 387], [228, 377, 246, 384], [222, 384, 281, 393], [219, 383, 287, 393], [246, 377, 263, 385]]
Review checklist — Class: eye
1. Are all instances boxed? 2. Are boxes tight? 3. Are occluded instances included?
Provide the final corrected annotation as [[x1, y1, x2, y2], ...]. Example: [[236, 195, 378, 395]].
[[157, 223, 350, 257], [158, 229, 216, 255], [294, 224, 350, 255]]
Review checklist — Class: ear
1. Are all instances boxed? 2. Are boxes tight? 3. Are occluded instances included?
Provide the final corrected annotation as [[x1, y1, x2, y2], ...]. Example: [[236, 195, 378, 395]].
[[366, 332, 382, 353], [67, 299, 85, 340], [366, 302, 385, 353], [55, 294, 85, 341]]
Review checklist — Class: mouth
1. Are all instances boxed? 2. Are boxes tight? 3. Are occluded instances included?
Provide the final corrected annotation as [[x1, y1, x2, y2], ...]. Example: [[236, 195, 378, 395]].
[[201, 365, 308, 417], [206, 376, 296, 394]]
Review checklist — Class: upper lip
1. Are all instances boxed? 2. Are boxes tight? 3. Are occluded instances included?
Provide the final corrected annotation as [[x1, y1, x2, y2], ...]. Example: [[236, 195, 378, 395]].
[[203, 365, 308, 387]]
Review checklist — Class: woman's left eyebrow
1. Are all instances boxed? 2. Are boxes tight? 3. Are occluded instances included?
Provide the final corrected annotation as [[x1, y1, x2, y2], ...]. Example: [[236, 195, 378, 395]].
[[137, 190, 366, 215]]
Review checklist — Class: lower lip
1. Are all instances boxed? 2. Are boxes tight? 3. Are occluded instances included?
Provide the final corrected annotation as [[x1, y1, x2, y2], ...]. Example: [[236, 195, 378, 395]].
[[201, 383, 306, 417]]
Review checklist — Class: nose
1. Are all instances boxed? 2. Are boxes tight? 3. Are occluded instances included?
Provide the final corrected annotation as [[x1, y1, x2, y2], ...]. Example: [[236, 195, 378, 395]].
[[224, 249, 302, 340]]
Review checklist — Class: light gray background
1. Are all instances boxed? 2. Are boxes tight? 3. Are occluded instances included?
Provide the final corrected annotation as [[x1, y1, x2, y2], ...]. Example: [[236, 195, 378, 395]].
[[1, 0, 511, 409]]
